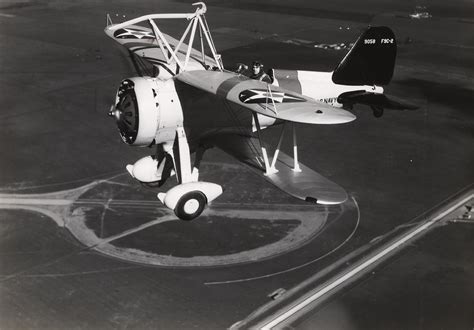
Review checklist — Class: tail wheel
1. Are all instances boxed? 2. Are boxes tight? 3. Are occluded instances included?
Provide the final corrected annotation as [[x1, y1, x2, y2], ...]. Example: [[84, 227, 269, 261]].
[[372, 106, 384, 118], [174, 191, 207, 221]]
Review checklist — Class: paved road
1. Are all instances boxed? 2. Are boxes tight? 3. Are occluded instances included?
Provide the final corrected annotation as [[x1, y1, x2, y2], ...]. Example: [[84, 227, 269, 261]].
[[239, 190, 473, 329]]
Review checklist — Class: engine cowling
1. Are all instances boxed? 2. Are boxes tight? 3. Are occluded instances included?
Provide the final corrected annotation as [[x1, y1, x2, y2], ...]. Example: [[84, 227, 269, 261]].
[[108, 77, 183, 146]]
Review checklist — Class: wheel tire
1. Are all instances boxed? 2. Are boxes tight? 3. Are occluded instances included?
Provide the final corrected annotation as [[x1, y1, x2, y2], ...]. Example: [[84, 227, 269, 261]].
[[174, 191, 207, 221], [372, 106, 384, 118]]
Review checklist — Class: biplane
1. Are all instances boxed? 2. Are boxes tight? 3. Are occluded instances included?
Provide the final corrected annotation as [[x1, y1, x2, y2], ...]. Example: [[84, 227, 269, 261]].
[[105, 3, 417, 220]]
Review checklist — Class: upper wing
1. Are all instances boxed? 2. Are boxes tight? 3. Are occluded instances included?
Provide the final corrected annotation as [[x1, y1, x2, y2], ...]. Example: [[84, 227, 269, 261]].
[[176, 70, 356, 125], [105, 24, 214, 72]]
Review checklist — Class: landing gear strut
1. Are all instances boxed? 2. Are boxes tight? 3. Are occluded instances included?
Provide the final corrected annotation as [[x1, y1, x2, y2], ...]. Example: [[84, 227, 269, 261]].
[[156, 127, 222, 221]]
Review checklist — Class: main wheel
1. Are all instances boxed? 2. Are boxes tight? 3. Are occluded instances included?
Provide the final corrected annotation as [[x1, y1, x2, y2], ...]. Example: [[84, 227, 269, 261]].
[[174, 191, 207, 221]]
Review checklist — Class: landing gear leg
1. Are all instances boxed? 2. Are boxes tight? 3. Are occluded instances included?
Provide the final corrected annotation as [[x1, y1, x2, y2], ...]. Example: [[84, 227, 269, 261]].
[[191, 143, 207, 182], [157, 128, 223, 221]]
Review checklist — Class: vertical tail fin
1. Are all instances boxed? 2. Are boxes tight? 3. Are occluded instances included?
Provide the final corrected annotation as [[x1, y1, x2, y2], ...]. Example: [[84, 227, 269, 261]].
[[332, 26, 396, 86]]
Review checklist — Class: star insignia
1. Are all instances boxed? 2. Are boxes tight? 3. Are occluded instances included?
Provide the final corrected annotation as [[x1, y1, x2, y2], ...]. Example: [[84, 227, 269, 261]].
[[239, 89, 305, 104], [114, 28, 155, 40]]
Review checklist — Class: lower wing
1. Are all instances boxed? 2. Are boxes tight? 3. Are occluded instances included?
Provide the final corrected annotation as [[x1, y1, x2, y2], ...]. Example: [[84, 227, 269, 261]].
[[207, 133, 348, 205]]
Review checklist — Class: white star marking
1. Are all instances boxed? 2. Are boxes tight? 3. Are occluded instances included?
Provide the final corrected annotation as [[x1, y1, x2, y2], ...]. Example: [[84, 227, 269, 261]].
[[244, 89, 303, 103], [116, 28, 154, 39]]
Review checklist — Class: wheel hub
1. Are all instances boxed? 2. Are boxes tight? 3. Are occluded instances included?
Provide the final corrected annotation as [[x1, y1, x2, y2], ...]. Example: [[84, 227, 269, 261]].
[[183, 199, 200, 214]]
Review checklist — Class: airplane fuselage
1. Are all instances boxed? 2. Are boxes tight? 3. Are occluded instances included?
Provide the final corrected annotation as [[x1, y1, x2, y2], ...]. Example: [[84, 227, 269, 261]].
[[273, 70, 383, 107]]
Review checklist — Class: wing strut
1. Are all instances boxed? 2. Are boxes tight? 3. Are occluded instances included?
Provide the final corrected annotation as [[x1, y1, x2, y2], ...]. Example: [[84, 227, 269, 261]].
[[270, 124, 285, 171], [292, 123, 302, 172], [265, 84, 278, 115], [253, 115, 302, 176], [252, 113, 273, 174]]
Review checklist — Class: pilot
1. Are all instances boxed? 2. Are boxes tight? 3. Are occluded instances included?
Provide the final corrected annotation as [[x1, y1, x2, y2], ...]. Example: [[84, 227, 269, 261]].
[[250, 61, 272, 83]]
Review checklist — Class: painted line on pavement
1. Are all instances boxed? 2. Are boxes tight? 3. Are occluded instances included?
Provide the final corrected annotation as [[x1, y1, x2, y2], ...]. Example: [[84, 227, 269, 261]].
[[0, 13, 16, 18]]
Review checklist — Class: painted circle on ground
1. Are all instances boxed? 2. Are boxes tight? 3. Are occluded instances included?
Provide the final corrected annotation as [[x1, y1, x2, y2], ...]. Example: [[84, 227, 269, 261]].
[[0, 166, 359, 268], [64, 170, 358, 267]]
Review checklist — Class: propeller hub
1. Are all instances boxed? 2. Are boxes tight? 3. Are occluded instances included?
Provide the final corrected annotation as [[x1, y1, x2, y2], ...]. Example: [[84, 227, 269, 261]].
[[108, 107, 123, 121]]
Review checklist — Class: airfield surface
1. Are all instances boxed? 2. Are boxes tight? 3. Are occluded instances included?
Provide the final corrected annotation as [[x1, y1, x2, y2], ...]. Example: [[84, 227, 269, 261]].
[[1, 0, 473, 328]]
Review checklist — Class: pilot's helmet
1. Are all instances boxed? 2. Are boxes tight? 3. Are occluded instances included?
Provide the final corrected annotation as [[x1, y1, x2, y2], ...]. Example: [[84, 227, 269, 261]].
[[252, 61, 263, 68], [252, 61, 263, 73]]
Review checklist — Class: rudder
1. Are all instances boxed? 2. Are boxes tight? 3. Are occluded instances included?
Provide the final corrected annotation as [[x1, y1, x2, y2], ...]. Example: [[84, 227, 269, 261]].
[[332, 26, 396, 86]]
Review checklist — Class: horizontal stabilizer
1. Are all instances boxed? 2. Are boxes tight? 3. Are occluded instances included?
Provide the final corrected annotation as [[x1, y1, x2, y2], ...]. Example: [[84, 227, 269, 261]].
[[338, 90, 419, 110], [176, 70, 356, 125]]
